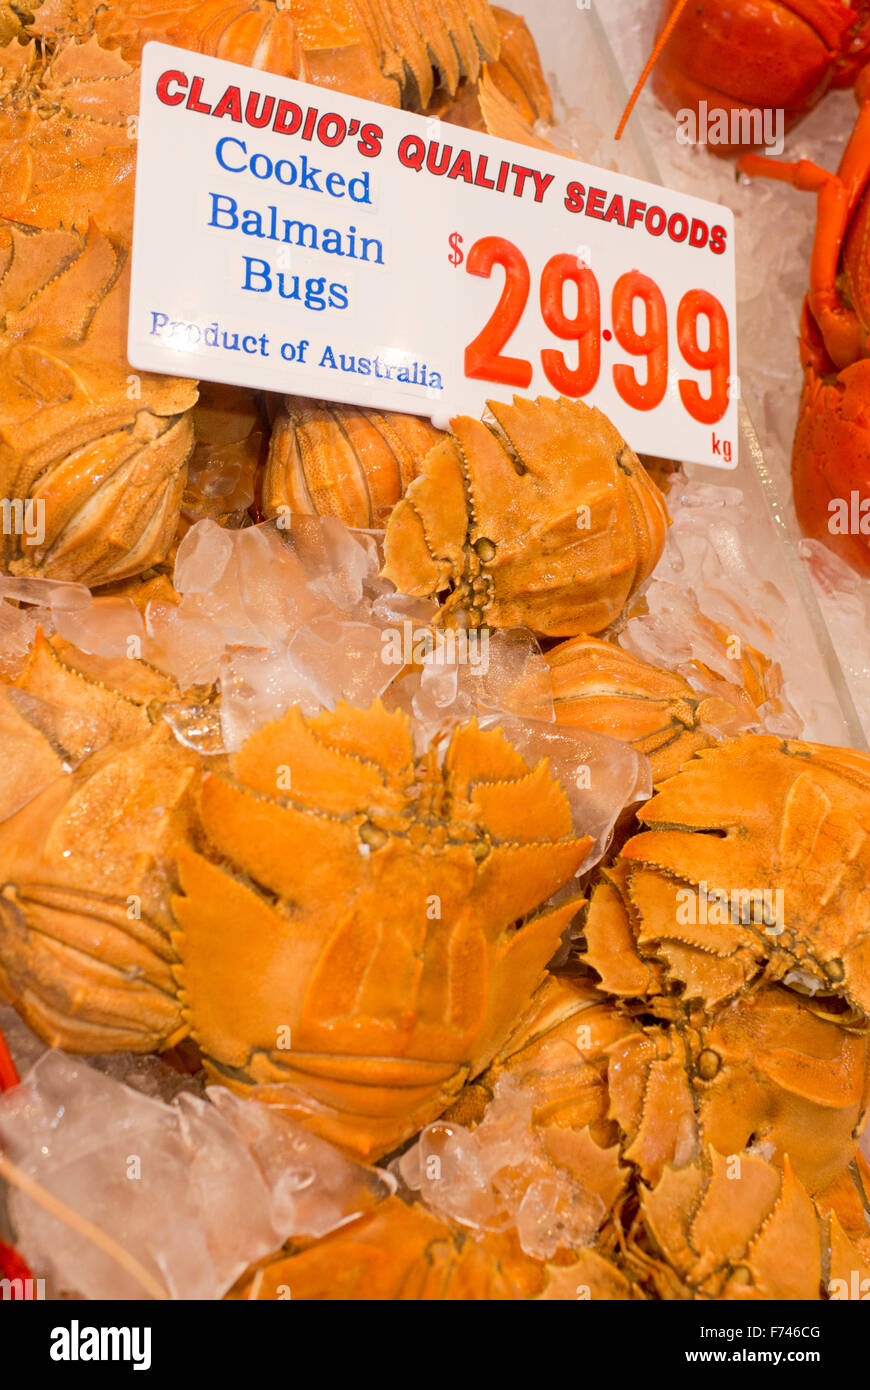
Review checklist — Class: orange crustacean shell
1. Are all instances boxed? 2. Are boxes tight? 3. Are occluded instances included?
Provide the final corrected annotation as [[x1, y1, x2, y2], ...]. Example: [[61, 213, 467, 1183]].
[[0, 221, 197, 586], [270, 0, 407, 107], [0, 632, 197, 1054], [27, 0, 502, 109], [0, 3, 22, 43], [456, 960, 870, 1204], [547, 636, 731, 786], [815, 1148, 870, 1266], [572, 733, 870, 1203], [471, 66, 562, 152], [596, 735, 870, 1018], [427, 6, 553, 135], [263, 396, 442, 529], [682, 611, 786, 718], [627, 1147, 868, 1301], [170, 698, 592, 1160], [353, 0, 501, 109], [602, 981, 870, 1195], [27, 0, 308, 77], [0, 37, 140, 244], [382, 395, 670, 639], [688, 987, 870, 1194], [546, 633, 790, 787], [485, 5, 553, 126], [228, 1194, 638, 1301]]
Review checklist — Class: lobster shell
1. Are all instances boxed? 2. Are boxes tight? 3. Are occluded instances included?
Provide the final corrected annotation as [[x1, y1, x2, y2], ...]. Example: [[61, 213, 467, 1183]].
[[652, 0, 863, 151]]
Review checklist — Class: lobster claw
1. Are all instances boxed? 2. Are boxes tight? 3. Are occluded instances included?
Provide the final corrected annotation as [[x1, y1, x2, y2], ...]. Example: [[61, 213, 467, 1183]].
[[793, 300, 870, 576]]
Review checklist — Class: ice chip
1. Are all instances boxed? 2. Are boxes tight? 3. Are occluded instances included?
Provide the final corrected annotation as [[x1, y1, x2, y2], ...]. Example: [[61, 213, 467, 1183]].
[[399, 1119, 497, 1231], [207, 1089, 394, 1239], [290, 514, 378, 611], [515, 1176, 603, 1261], [461, 628, 554, 722], [174, 1091, 279, 1285], [0, 575, 91, 610], [160, 694, 225, 755], [88, 1050, 205, 1104], [289, 618, 395, 710], [220, 646, 322, 750], [234, 523, 306, 645], [491, 714, 651, 865], [52, 597, 145, 660], [0, 598, 42, 677], [174, 519, 235, 594], [417, 659, 459, 711], [620, 478, 802, 738], [370, 590, 439, 629], [801, 539, 870, 738], [145, 600, 227, 689]]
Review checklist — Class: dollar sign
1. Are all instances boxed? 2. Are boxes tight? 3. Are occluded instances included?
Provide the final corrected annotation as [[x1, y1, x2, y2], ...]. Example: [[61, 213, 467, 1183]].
[[448, 231, 464, 268]]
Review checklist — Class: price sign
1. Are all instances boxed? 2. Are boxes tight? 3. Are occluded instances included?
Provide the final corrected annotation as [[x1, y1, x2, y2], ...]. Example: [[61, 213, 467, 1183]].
[[130, 43, 738, 468]]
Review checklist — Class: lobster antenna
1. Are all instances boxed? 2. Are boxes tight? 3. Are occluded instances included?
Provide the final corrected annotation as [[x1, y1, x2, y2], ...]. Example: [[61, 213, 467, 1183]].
[[615, 0, 692, 140]]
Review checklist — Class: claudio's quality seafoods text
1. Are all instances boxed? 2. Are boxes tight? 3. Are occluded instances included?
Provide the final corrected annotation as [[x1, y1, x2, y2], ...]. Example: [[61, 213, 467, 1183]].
[[131, 44, 736, 466]]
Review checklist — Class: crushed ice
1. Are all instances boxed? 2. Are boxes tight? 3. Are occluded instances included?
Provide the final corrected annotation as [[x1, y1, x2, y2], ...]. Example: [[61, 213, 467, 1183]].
[[616, 475, 803, 736], [394, 1077, 606, 1261], [0, 1050, 393, 1300]]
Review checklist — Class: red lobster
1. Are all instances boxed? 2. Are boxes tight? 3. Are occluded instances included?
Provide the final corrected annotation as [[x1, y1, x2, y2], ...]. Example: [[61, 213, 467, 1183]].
[[618, 1, 870, 151], [740, 72, 870, 572], [617, 3, 870, 570]]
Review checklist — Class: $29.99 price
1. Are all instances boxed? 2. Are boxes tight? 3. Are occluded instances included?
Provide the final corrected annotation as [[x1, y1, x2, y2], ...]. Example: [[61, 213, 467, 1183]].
[[448, 233, 731, 426]]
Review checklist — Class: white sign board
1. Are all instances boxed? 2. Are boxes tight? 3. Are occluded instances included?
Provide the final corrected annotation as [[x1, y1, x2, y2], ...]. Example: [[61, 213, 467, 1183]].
[[130, 43, 738, 468]]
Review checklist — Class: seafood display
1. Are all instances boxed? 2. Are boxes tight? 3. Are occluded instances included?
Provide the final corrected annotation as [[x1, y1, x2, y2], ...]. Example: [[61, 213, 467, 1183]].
[[0, 0, 869, 1317]]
